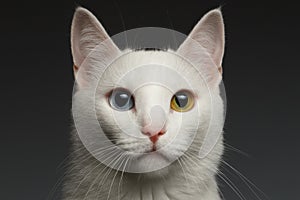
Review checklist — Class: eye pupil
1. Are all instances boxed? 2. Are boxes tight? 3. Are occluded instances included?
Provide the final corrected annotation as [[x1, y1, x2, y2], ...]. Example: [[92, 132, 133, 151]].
[[171, 91, 194, 112], [109, 89, 134, 111], [115, 93, 129, 107], [175, 94, 188, 108]]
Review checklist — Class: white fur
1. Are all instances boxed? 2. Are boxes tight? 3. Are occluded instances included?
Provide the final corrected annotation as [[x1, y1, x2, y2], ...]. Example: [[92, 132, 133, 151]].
[[63, 7, 225, 200]]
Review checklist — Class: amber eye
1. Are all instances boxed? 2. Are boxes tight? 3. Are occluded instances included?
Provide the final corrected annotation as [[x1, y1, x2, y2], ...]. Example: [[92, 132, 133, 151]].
[[170, 91, 194, 112]]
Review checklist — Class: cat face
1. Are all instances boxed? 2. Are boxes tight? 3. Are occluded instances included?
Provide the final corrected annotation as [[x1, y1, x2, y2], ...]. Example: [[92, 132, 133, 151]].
[[71, 7, 225, 173]]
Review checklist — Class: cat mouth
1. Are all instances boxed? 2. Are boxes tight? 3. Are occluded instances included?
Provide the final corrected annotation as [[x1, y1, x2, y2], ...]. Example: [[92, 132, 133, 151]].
[[143, 146, 169, 160], [151, 144, 157, 152], [140, 151, 172, 167], [144, 144, 159, 153]]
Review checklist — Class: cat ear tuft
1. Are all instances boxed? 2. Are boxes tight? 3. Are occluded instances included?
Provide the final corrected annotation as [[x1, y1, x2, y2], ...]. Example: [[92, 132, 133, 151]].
[[71, 7, 120, 73], [178, 8, 225, 84]]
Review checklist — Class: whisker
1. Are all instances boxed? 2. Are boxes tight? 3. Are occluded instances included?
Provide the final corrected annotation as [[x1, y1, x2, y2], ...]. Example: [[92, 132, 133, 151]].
[[81, 150, 121, 200], [106, 153, 127, 200], [97, 153, 124, 197], [217, 171, 246, 200], [221, 160, 269, 200], [223, 142, 250, 157], [118, 157, 130, 200], [72, 148, 120, 197], [177, 157, 189, 184]]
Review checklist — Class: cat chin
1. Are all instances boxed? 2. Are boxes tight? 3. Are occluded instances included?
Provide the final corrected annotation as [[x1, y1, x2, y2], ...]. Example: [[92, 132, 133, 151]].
[[128, 151, 173, 173], [141, 166, 170, 179], [136, 153, 171, 178]]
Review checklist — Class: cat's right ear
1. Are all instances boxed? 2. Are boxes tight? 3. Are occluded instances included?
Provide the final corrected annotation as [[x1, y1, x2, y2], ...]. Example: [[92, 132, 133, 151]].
[[71, 7, 120, 76]]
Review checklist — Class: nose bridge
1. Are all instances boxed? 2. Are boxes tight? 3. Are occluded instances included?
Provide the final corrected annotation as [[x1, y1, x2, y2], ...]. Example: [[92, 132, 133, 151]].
[[135, 85, 170, 133], [145, 105, 166, 132]]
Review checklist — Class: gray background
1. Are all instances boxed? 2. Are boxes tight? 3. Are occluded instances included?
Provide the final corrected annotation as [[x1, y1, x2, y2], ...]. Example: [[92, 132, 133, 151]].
[[1, 0, 299, 199]]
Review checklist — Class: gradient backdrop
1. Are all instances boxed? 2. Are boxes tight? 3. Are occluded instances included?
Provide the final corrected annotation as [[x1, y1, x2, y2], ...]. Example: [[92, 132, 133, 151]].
[[1, 0, 299, 199]]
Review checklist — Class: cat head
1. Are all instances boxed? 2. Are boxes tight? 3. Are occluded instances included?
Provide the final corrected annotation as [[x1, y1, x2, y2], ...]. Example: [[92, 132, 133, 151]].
[[71, 7, 225, 174]]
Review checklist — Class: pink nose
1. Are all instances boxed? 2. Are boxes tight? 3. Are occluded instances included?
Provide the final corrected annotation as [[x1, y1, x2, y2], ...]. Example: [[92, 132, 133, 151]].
[[140, 105, 167, 144], [142, 130, 166, 144]]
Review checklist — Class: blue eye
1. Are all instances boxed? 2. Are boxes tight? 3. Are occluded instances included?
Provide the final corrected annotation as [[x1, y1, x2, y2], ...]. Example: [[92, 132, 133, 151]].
[[109, 89, 134, 111]]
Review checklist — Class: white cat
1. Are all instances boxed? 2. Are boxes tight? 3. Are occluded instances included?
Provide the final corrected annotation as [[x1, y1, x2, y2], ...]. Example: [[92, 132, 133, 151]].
[[63, 7, 225, 200]]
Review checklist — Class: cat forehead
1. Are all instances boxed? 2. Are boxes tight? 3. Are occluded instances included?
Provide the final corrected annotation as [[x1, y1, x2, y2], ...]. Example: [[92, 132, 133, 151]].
[[97, 50, 208, 94], [109, 50, 194, 72]]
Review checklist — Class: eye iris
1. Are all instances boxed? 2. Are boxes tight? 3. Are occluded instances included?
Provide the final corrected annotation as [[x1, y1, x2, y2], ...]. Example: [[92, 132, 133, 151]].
[[109, 89, 134, 111]]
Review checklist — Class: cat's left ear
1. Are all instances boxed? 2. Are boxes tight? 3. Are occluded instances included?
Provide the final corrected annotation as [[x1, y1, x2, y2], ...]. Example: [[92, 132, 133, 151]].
[[177, 8, 225, 84]]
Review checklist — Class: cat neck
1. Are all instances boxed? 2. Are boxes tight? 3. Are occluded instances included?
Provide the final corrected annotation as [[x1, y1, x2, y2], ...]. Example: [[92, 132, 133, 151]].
[[62, 132, 221, 200], [119, 170, 221, 200]]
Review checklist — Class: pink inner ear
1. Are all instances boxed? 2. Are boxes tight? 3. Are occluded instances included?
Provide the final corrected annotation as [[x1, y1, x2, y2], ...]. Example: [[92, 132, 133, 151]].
[[218, 66, 222, 74], [73, 64, 79, 72]]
